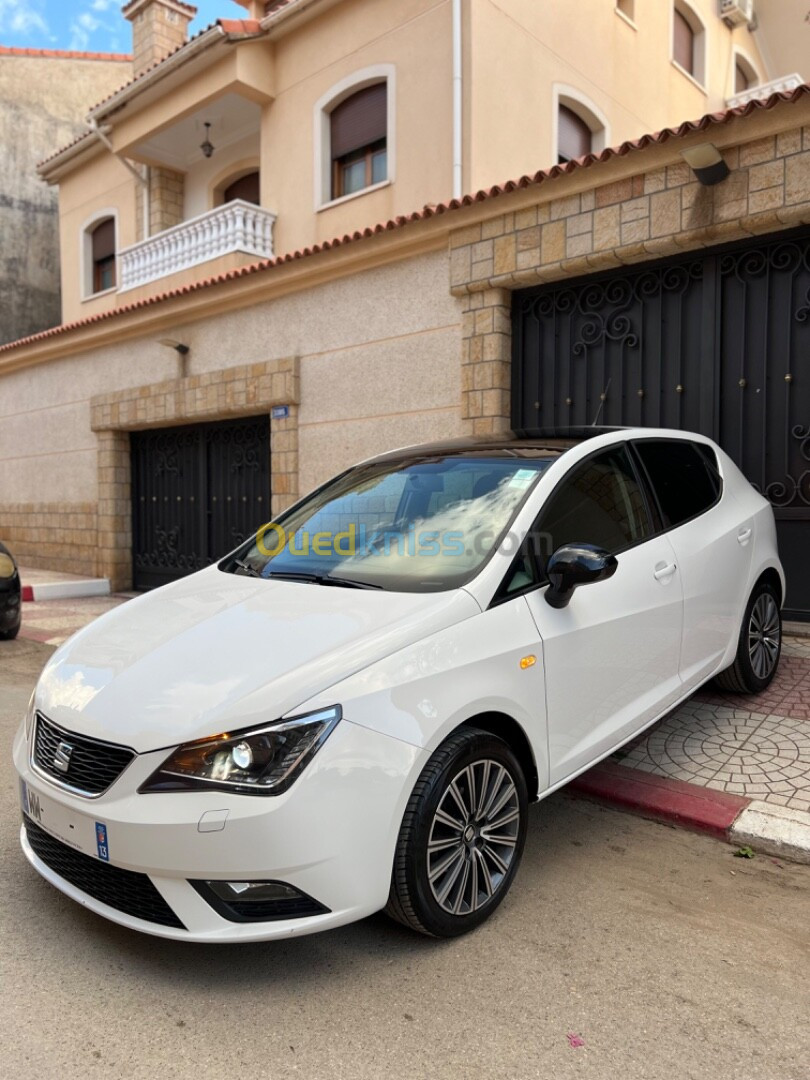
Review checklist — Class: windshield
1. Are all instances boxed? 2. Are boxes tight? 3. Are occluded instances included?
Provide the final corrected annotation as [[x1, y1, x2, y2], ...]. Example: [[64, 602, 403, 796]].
[[222, 453, 555, 592]]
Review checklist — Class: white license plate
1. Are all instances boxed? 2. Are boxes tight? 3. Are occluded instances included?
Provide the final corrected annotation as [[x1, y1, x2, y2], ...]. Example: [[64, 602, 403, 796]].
[[20, 778, 110, 862]]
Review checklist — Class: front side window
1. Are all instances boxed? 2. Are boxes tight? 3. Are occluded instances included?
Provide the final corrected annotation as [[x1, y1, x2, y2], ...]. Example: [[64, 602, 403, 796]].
[[634, 440, 719, 528], [330, 83, 387, 199], [91, 217, 116, 293], [226, 454, 556, 592], [534, 446, 650, 568]]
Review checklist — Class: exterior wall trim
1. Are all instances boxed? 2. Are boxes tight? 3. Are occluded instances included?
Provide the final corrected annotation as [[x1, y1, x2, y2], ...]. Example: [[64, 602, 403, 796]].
[[312, 63, 397, 211], [90, 355, 300, 589]]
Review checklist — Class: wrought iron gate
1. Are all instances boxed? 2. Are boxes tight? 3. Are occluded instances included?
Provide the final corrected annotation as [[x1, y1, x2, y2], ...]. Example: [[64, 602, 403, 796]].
[[131, 415, 270, 590], [512, 228, 810, 620]]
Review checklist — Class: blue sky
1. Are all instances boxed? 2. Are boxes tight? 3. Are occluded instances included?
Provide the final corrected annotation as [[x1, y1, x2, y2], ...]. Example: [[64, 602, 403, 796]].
[[0, 1, 249, 53]]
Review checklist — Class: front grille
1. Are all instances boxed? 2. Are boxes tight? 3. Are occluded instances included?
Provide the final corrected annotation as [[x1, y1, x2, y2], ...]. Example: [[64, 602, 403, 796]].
[[24, 817, 185, 930], [33, 713, 135, 795]]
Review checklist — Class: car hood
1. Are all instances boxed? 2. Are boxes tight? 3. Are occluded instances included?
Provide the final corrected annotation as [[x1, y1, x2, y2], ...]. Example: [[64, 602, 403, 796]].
[[34, 566, 481, 753]]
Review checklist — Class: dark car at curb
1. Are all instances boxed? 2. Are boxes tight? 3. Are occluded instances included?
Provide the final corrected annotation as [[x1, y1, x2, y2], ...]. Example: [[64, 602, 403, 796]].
[[0, 541, 22, 640]]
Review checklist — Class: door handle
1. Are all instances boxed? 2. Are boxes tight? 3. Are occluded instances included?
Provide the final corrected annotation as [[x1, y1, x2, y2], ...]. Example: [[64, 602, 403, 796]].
[[737, 527, 752, 545], [653, 562, 677, 582]]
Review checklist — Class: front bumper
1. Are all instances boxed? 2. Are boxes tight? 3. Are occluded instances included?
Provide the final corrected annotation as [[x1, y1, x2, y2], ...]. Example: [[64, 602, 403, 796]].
[[13, 717, 425, 942]]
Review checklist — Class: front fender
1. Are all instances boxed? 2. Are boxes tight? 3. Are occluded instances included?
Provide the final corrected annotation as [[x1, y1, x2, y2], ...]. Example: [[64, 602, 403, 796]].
[[291, 597, 550, 792]]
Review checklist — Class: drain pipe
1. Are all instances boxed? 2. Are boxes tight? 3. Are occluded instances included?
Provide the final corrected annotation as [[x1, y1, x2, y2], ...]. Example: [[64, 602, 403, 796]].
[[452, 0, 463, 200]]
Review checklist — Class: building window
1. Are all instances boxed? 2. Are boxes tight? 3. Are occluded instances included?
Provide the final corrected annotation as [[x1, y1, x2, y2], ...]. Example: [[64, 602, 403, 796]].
[[615, 0, 635, 22], [223, 171, 260, 205], [330, 82, 387, 200], [733, 53, 758, 94], [673, 9, 694, 74], [672, 3, 705, 85], [91, 217, 116, 294], [558, 104, 593, 164]]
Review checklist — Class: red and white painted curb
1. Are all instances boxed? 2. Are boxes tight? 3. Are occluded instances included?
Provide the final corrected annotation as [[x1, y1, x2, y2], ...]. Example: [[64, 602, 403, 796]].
[[570, 760, 810, 865], [21, 579, 111, 602]]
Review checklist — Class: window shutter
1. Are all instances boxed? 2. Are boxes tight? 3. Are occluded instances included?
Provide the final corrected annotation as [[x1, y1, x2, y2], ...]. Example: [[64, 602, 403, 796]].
[[558, 105, 592, 163], [331, 83, 387, 160], [735, 63, 750, 93], [673, 9, 694, 74], [92, 218, 115, 262], [224, 172, 260, 205]]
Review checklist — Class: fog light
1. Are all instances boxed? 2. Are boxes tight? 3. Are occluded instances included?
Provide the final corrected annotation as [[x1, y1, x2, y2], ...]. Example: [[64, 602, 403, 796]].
[[189, 878, 330, 922], [208, 880, 299, 903]]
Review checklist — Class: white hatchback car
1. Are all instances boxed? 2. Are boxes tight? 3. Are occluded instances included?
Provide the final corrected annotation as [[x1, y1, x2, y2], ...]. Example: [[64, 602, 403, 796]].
[[14, 428, 784, 941]]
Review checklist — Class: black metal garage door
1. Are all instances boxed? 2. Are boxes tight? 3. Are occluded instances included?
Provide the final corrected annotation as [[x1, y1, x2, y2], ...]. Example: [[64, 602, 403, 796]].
[[512, 229, 810, 620], [131, 415, 270, 590]]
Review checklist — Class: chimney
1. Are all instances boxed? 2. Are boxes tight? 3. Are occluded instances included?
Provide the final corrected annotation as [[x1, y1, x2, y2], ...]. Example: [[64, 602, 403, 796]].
[[123, 0, 198, 78]]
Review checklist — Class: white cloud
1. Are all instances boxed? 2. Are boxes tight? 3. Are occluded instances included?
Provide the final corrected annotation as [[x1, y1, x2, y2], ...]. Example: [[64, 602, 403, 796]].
[[91, 0, 114, 9], [0, 0, 49, 36]]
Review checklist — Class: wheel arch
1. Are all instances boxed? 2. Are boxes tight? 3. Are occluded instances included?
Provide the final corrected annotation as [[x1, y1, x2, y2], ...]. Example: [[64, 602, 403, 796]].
[[755, 566, 783, 608], [458, 711, 540, 801]]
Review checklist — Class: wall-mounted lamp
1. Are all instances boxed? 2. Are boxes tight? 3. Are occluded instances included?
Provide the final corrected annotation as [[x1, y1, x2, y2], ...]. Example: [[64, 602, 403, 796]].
[[159, 338, 190, 377], [159, 338, 190, 356], [680, 143, 730, 186], [200, 121, 215, 159]]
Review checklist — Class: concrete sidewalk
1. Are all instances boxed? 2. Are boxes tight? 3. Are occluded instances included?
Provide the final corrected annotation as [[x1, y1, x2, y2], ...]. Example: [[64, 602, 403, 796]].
[[15, 592, 810, 860]]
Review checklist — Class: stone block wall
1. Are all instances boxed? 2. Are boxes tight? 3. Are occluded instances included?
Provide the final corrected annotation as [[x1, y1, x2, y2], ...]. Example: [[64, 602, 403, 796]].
[[450, 126, 810, 433]]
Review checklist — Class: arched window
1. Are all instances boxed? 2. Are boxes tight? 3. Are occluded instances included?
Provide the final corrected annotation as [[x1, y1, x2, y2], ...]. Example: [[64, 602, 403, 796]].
[[673, 9, 694, 74], [558, 105, 592, 164], [85, 215, 117, 296], [330, 83, 388, 199], [672, 2, 706, 85], [733, 53, 758, 95], [223, 171, 260, 205]]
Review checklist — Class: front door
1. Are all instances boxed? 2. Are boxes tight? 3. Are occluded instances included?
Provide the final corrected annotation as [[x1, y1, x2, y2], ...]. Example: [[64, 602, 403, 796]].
[[131, 415, 270, 590], [520, 444, 683, 785]]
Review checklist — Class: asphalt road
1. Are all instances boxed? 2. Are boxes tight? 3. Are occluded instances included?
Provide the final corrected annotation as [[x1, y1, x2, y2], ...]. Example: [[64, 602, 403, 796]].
[[1, 637, 808, 1080]]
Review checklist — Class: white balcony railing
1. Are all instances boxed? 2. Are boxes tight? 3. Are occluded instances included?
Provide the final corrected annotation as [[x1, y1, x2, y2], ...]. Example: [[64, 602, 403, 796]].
[[726, 73, 804, 109], [119, 199, 277, 291]]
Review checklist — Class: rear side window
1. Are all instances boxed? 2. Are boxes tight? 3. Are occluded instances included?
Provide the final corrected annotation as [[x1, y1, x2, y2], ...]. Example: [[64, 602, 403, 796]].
[[634, 440, 719, 528]]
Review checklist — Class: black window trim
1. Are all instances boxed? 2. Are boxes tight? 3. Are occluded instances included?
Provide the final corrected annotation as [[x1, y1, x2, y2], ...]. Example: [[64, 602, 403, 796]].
[[629, 436, 723, 534], [490, 439, 656, 608]]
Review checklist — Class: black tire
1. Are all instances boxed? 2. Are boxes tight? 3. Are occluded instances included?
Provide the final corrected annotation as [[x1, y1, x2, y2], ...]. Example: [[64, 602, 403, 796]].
[[386, 727, 528, 938], [714, 580, 782, 694], [0, 621, 20, 641]]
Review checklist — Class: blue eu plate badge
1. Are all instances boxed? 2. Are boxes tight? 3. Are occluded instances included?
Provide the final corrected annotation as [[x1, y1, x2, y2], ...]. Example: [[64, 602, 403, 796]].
[[95, 822, 110, 861]]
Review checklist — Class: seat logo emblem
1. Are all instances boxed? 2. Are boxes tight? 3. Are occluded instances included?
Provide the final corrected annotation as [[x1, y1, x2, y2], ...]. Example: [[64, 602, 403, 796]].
[[53, 741, 74, 774]]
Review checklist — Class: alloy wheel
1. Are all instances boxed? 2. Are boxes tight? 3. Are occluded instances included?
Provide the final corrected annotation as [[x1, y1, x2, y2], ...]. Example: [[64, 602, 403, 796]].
[[426, 759, 520, 916], [748, 593, 781, 680]]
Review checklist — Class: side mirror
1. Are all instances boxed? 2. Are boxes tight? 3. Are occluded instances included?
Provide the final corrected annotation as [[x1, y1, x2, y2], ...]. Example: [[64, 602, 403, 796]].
[[544, 543, 618, 609]]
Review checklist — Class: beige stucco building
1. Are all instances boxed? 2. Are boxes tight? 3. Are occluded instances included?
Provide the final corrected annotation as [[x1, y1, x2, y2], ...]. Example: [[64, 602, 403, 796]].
[[0, 0, 808, 617]]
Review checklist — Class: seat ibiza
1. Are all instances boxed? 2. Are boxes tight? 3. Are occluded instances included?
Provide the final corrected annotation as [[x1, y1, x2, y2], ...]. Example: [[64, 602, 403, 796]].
[[14, 428, 783, 941]]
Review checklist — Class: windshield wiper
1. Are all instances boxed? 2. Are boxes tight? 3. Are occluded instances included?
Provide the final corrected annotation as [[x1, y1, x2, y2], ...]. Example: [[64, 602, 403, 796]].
[[233, 558, 260, 577], [264, 570, 382, 590]]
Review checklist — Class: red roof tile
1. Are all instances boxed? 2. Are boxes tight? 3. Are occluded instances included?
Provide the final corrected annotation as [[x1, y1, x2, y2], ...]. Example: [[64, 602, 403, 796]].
[[5, 84, 809, 357], [217, 20, 264, 34], [0, 45, 131, 61]]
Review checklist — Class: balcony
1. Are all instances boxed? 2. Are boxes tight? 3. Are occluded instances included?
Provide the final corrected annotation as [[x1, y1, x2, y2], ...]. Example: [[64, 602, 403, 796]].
[[726, 73, 804, 109], [119, 200, 277, 292]]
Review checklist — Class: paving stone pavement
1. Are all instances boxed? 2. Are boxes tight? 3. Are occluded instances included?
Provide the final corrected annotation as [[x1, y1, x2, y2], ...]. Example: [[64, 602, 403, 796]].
[[616, 635, 810, 814], [16, 598, 810, 814]]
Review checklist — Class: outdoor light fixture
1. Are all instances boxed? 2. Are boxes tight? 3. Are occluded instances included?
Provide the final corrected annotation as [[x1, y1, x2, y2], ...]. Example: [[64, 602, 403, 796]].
[[200, 121, 215, 159], [680, 143, 730, 186], [158, 339, 190, 356]]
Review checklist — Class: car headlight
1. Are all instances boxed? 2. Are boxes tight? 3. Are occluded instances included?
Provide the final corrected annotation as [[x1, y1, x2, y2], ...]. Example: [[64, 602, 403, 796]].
[[138, 706, 341, 796], [0, 553, 15, 579]]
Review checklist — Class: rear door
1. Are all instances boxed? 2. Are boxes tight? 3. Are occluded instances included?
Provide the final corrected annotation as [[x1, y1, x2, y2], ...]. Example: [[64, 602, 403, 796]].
[[632, 438, 753, 689], [515, 442, 684, 785]]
